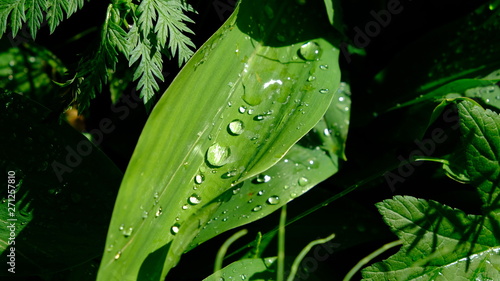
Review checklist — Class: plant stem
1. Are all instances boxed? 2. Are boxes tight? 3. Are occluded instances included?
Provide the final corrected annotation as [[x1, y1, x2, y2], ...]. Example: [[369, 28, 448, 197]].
[[343, 239, 403, 281], [214, 229, 248, 279], [277, 205, 287, 281], [286, 233, 336, 281]]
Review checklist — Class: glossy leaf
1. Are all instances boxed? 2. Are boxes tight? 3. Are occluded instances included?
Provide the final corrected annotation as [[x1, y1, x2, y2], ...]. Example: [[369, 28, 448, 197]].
[[362, 196, 500, 281], [96, 0, 340, 280], [0, 91, 122, 276]]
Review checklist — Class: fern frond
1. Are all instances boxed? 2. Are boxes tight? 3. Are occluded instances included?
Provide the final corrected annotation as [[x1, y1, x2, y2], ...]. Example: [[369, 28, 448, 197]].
[[26, 0, 46, 39], [0, 0, 26, 38]]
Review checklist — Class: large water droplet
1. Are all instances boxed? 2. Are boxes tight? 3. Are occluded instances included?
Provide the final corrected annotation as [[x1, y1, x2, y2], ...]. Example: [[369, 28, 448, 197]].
[[207, 143, 231, 167], [188, 194, 202, 205], [267, 196, 280, 205], [298, 177, 309, 186], [228, 120, 245, 135], [299, 41, 322, 61], [239, 106, 246, 114]]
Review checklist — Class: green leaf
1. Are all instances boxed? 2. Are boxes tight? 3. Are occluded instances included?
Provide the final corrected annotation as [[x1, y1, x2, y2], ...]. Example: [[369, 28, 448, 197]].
[[323, 0, 334, 26], [361, 196, 500, 281], [203, 257, 277, 281], [0, 0, 26, 38], [46, 0, 67, 34], [96, 0, 340, 279], [25, 0, 46, 39], [0, 91, 122, 275], [455, 100, 500, 213], [187, 143, 340, 251]]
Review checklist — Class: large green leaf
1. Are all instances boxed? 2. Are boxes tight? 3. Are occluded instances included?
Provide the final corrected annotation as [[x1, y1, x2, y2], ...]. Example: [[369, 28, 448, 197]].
[[97, 0, 341, 280], [0, 91, 122, 276], [362, 196, 500, 281], [362, 100, 500, 280]]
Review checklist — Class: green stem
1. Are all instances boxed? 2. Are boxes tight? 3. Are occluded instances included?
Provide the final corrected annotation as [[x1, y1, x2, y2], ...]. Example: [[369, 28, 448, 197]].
[[287, 233, 336, 281], [214, 229, 248, 279], [277, 205, 287, 281]]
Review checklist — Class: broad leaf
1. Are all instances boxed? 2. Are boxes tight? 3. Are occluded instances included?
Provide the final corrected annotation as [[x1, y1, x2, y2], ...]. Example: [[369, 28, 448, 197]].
[[0, 91, 122, 275], [96, 0, 341, 280], [362, 196, 500, 281]]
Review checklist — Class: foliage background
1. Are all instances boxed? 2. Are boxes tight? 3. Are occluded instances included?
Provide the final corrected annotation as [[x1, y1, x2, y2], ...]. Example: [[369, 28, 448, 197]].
[[0, 0, 498, 280]]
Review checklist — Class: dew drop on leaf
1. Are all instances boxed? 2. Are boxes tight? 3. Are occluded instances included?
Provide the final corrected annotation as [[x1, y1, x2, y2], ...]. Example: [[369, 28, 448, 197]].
[[207, 143, 230, 167], [307, 75, 316, 82], [123, 227, 133, 237], [142, 211, 148, 219], [118, 224, 124, 231], [298, 176, 309, 186], [267, 196, 280, 205], [252, 205, 262, 212], [228, 120, 245, 135], [155, 207, 163, 217], [258, 190, 265, 196], [114, 251, 122, 260], [188, 194, 202, 205], [222, 169, 238, 178], [238, 106, 246, 113], [256, 174, 271, 183], [194, 174, 204, 184], [319, 89, 329, 94], [171, 224, 180, 235], [319, 64, 328, 70], [299, 41, 322, 61]]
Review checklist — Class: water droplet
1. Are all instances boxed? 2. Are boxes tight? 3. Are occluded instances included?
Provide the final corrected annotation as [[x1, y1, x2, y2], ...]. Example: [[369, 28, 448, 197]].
[[107, 244, 114, 252], [154, 192, 159, 199], [118, 224, 124, 231], [232, 187, 241, 195], [188, 194, 202, 205], [298, 41, 322, 61], [257, 190, 265, 196], [228, 120, 245, 135], [114, 251, 122, 260], [298, 177, 309, 186], [222, 217, 228, 222], [267, 196, 280, 205], [171, 224, 180, 235], [239, 106, 246, 113], [222, 169, 238, 179], [182, 204, 189, 210], [142, 211, 149, 219], [155, 207, 162, 217], [307, 75, 316, 82], [256, 174, 271, 183], [240, 274, 247, 280], [254, 115, 265, 121], [252, 205, 262, 212], [319, 89, 329, 94], [319, 64, 328, 70], [123, 227, 133, 237], [207, 143, 231, 167], [194, 174, 204, 184], [247, 108, 254, 115]]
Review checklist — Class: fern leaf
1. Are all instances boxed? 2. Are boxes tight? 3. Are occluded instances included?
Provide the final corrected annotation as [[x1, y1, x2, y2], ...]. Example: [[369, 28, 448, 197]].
[[46, 0, 67, 34], [137, 0, 156, 39], [25, 0, 46, 39], [0, 0, 26, 38]]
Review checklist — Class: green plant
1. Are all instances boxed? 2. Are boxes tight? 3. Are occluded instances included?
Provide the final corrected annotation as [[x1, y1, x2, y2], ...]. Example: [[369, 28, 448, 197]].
[[0, 0, 499, 281]]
